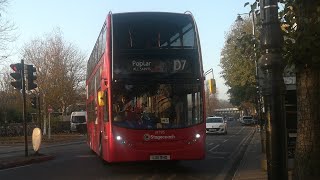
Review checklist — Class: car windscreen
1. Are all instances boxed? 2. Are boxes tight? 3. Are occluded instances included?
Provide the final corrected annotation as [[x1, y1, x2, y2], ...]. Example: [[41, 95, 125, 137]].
[[243, 117, 253, 120], [206, 117, 223, 123], [71, 116, 86, 123]]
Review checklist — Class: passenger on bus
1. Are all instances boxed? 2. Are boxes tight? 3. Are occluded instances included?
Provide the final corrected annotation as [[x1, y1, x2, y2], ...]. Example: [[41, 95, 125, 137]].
[[115, 95, 132, 113], [173, 95, 184, 126]]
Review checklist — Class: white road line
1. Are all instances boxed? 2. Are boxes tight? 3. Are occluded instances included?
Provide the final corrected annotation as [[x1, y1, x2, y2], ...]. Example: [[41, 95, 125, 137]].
[[236, 127, 245, 134], [209, 144, 220, 152], [208, 151, 230, 155], [223, 139, 228, 143], [209, 143, 214, 145], [0, 164, 32, 172]]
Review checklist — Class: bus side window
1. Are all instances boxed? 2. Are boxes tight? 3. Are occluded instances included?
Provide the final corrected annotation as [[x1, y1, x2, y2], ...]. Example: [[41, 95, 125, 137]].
[[104, 90, 109, 122]]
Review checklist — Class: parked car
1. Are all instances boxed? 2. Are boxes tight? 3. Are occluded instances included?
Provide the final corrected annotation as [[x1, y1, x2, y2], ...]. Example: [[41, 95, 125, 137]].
[[241, 116, 255, 126], [228, 117, 235, 121], [206, 116, 227, 134]]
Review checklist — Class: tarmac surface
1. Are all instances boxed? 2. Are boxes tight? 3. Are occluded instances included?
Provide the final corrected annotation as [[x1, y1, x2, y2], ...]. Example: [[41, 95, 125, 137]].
[[1, 131, 293, 179], [0, 133, 85, 170]]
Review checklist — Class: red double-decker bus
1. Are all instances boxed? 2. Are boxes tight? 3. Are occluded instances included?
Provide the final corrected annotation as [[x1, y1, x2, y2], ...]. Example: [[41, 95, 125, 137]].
[[86, 11, 206, 162]]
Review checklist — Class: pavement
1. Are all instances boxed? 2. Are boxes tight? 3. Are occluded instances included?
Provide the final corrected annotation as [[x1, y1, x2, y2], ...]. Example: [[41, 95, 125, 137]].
[[232, 129, 268, 180]]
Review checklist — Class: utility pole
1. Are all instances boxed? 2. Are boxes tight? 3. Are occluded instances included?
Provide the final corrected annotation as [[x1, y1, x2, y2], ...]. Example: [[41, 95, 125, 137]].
[[21, 59, 28, 157], [38, 95, 41, 129], [9, 60, 28, 157], [259, 0, 287, 179]]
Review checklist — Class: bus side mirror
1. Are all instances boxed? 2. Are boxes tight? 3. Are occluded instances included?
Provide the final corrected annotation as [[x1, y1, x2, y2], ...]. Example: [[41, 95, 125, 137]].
[[98, 91, 105, 106], [208, 79, 216, 94]]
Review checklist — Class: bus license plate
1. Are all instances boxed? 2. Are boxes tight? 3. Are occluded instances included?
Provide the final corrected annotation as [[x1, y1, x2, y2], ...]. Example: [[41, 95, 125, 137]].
[[150, 155, 170, 160]]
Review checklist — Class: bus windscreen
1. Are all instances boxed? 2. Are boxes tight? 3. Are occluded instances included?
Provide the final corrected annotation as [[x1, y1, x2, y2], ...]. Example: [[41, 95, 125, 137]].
[[112, 82, 203, 129], [113, 13, 196, 50]]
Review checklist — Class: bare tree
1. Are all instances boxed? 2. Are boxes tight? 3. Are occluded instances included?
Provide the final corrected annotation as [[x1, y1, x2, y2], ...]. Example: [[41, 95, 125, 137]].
[[0, 0, 17, 62], [205, 90, 218, 117], [0, 68, 22, 124], [21, 29, 86, 117]]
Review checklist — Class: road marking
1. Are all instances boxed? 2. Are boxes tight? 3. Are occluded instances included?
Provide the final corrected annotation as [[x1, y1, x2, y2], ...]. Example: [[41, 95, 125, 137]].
[[208, 151, 230, 155], [76, 155, 95, 158], [209, 144, 220, 152], [223, 139, 228, 143], [227, 129, 254, 159], [0, 164, 32, 172], [236, 127, 245, 134]]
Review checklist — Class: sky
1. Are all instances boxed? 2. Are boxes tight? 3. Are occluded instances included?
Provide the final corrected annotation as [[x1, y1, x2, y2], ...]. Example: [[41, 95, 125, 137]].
[[5, 0, 252, 100]]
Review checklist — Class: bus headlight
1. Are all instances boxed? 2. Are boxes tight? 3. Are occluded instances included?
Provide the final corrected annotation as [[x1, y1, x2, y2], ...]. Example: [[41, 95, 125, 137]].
[[195, 133, 201, 139], [116, 135, 122, 141], [115, 135, 126, 144]]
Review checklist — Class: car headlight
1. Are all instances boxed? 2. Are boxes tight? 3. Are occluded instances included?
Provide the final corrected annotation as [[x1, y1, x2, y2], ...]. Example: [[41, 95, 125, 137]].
[[219, 124, 224, 128]]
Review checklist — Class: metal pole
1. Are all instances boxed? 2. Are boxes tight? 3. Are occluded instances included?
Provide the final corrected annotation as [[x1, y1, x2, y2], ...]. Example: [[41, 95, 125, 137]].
[[259, 0, 287, 179], [21, 59, 28, 157], [248, 5, 266, 156], [43, 116, 46, 135], [48, 112, 51, 139], [250, 4, 267, 161], [38, 95, 41, 129]]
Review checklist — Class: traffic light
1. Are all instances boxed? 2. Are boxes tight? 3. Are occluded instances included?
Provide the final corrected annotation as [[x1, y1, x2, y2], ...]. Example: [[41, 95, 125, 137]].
[[208, 79, 216, 94], [10, 63, 23, 90], [26, 65, 37, 90], [31, 96, 37, 108]]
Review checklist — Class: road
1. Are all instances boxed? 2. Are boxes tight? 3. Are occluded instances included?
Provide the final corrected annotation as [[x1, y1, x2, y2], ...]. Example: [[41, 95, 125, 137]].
[[0, 121, 255, 180]]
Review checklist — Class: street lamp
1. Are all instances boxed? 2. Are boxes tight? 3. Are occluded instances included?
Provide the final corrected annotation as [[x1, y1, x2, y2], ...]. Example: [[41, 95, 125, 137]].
[[236, 11, 256, 36], [237, 9, 267, 171], [236, 11, 263, 128]]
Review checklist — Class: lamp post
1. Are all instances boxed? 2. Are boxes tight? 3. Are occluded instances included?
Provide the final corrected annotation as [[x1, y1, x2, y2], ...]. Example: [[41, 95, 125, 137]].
[[259, 0, 287, 179], [237, 10, 266, 157]]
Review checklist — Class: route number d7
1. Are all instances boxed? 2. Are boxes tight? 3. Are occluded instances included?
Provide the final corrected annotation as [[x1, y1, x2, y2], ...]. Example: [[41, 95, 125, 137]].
[[173, 60, 186, 71]]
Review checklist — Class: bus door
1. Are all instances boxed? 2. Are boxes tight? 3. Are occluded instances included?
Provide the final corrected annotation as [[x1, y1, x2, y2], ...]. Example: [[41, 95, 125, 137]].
[[102, 90, 109, 158], [97, 89, 109, 156]]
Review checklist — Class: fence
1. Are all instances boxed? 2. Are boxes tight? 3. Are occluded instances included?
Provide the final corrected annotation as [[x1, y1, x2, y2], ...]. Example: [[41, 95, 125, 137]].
[[0, 121, 72, 137]]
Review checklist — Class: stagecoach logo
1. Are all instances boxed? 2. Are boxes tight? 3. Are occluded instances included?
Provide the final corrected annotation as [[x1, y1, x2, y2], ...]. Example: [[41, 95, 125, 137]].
[[143, 134, 151, 141], [143, 133, 176, 141]]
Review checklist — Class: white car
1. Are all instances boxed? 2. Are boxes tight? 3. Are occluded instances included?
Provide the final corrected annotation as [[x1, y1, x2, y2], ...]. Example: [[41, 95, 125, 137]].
[[206, 116, 227, 134], [241, 116, 255, 126]]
